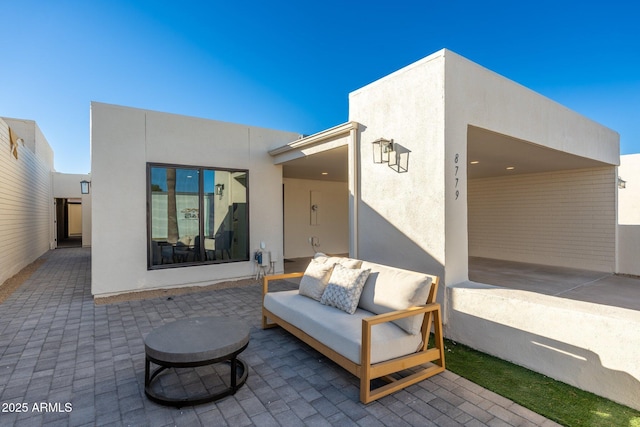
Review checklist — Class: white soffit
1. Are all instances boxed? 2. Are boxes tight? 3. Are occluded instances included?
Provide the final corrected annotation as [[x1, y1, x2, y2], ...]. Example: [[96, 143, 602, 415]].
[[467, 126, 611, 179], [271, 122, 355, 182], [282, 146, 348, 182]]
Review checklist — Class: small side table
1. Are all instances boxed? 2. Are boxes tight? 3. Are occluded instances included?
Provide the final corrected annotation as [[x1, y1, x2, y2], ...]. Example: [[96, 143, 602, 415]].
[[144, 317, 249, 407]]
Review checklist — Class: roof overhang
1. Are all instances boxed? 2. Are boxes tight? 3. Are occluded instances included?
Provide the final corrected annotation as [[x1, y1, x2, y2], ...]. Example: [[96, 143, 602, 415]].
[[467, 126, 615, 179], [269, 122, 358, 182]]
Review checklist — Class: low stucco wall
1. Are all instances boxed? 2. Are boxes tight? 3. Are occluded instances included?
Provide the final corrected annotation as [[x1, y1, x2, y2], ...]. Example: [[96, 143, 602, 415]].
[[617, 225, 640, 276], [446, 282, 640, 410]]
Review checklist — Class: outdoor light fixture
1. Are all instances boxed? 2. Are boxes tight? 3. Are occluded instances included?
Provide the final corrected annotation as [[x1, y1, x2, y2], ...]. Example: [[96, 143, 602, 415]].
[[372, 138, 393, 163], [618, 176, 626, 189], [215, 183, 225, 199], [372, 138, 410, 173], [80, 180, 91, 194]]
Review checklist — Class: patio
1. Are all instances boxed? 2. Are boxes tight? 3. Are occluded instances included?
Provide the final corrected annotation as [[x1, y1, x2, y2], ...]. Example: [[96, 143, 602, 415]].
[[0, 248, 560, 426]]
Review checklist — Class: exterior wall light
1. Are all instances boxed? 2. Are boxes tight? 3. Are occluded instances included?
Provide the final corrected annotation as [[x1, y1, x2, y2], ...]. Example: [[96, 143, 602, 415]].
[[80, 180, 91, 194], [372, 138, 410, 173], [372, 138, 394, 163], [215, 183, 225, 199], [618, 177, 626, 189]]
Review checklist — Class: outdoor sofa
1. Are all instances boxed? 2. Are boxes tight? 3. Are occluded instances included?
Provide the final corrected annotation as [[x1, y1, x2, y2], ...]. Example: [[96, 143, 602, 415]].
[[262, 254, 445, 403]]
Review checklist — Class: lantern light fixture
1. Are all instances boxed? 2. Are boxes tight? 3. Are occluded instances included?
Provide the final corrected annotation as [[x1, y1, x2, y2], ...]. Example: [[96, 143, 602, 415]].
[[215, 183, 225, 199], [372, 138, 394, 164], [618, 176, 626, 189], [80, 180, 91, 194]]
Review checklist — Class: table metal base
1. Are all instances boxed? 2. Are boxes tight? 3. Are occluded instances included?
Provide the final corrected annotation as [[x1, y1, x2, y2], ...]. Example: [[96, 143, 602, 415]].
[[144, 347, 248, 407]]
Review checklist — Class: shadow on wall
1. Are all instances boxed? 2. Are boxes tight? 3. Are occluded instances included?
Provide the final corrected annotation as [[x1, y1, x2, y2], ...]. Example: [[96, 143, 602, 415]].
[[447, 308, 640, 411], [356, 200, 445, 304]]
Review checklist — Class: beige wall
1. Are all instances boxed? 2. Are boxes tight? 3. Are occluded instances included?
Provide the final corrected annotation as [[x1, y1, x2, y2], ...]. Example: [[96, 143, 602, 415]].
[[90, 102, 299, 297], [67, 203, 82, 236], [0, 117, 54, 285], [283, 178, 349, 258], [468, 168, 616, 272]]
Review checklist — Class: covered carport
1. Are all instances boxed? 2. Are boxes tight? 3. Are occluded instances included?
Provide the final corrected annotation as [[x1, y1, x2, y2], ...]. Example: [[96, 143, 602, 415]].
[[466, 125, 616, 273]]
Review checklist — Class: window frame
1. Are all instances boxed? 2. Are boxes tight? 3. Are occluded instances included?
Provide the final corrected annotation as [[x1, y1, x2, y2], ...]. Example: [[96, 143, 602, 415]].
[[146, 162, 250, 270]]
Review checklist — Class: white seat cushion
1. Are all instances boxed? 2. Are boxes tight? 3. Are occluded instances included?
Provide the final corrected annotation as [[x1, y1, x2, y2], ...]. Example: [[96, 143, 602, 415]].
[[264, 290, 422, 364]]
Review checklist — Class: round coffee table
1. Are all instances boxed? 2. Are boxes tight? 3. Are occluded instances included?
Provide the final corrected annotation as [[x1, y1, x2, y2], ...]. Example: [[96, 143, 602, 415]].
[[144, 317, 249, 407]]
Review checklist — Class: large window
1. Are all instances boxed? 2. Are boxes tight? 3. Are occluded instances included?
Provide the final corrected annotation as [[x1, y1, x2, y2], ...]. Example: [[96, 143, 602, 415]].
[[147, 164, 249, 269]]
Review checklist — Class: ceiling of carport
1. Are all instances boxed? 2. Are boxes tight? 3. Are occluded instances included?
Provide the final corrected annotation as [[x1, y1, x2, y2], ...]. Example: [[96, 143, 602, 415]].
[[467, 126, 611, 179]]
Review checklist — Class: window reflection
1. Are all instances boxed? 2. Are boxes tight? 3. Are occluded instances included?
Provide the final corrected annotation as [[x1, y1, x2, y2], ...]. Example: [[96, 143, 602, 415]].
[[148, 165, 249, 268]]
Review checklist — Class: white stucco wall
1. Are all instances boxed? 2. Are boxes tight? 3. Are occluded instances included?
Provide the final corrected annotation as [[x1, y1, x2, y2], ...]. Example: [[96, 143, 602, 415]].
[[349, 48, 618, 290], [283, 178, 349, 258], [614, 154, 639, 275], [348, 49, 626, 407], [349, 51, 447, 290], [440, 50, 625, 408], [90, 102, 298, 297], [0, 117, 55, 285], [53, 172, 90, 198], [618, 153, 640, 225]]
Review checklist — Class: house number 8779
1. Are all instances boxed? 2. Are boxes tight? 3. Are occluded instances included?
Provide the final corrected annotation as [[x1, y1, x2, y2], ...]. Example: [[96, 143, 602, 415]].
[[454, 153, 460, 200]]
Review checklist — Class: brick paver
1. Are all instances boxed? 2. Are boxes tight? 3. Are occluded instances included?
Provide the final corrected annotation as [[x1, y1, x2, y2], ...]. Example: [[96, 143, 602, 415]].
[[0, 248, 557, 426]]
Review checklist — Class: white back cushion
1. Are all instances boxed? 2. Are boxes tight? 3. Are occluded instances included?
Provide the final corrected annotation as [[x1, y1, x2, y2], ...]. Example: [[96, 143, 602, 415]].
[[358, 261, 433, 334]]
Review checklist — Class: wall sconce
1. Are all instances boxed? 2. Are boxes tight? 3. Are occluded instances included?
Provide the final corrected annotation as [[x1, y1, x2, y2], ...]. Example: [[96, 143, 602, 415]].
[[372, 138, 410, 173], [215, 183, 225, 199], [80, 180, 91, 194], [618, 177, 626, 189], [372, 138, 394, 163]]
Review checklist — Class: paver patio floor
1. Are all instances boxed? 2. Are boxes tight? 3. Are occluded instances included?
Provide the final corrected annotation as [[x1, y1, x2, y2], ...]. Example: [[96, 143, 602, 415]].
[[0, 248, 561, 426]]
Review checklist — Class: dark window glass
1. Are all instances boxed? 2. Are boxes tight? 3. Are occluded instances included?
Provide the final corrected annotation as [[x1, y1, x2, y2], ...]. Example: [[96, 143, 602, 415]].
[[148, 164, 249, 268]]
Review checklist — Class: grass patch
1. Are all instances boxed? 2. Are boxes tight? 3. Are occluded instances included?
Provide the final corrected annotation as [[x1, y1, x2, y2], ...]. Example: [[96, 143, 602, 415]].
[[442, 338, 640, 427]]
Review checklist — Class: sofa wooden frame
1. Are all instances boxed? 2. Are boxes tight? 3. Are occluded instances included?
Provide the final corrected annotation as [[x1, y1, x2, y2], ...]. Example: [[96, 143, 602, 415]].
[[262, 271, 446, 404]]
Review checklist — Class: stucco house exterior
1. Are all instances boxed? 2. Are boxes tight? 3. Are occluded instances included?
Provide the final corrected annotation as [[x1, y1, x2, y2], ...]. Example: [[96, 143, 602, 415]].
[[89, 49, 640, 410], [3, 49, 637, 409]]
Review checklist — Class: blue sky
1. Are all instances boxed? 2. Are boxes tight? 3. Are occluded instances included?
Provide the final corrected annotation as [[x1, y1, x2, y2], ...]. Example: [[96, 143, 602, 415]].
[[1, 0, 638, 173]]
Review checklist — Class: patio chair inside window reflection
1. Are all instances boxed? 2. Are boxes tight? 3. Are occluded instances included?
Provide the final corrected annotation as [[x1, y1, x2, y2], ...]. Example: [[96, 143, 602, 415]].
[[214, 230, 234, 260]]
